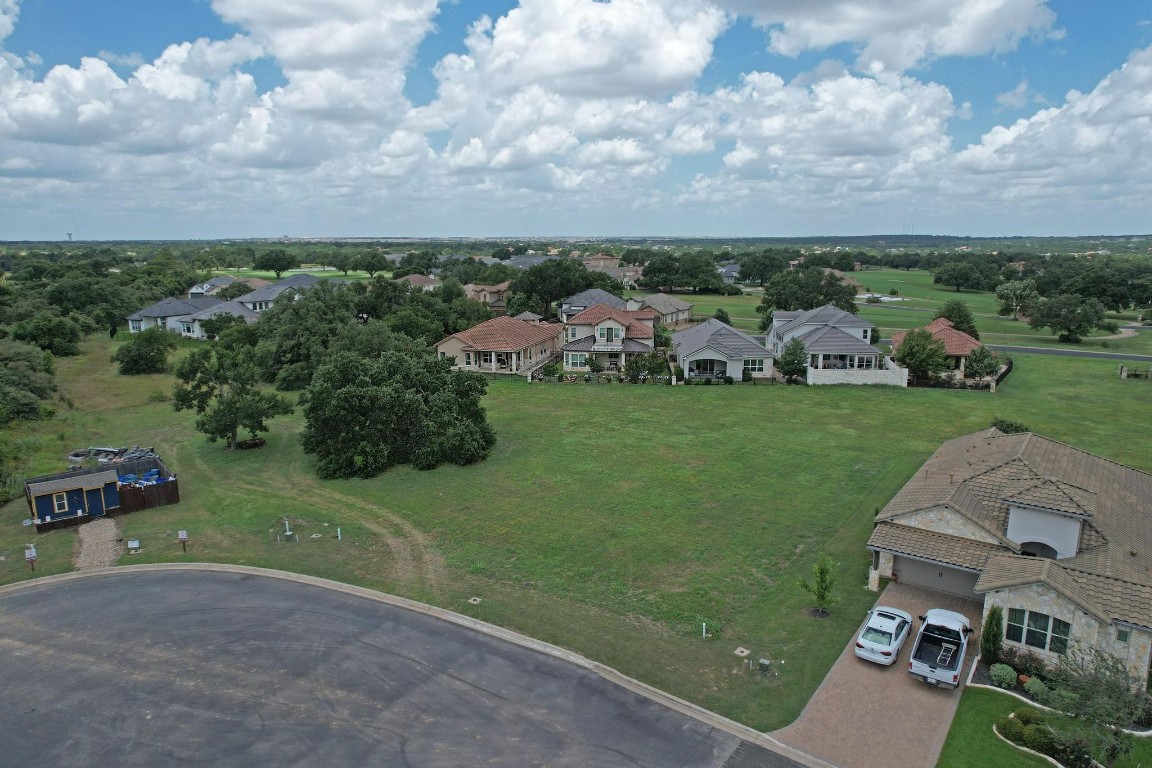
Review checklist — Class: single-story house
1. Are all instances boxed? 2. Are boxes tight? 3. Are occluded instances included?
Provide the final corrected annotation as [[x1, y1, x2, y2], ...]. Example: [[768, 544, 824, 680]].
[[671, 318, 772, 380], [561, 305, 656, 372], [127, 297, 222, 333], [627, 293, 693, 325], [396, 274, 442, 292], [24, 458, 179, 531], [436, 316, 562, 374], [178, 300, 259, 340], [770, 304, 907, 386], [868, 428, 1152, 685], [891, 318, 982, 375], [560, 289, 627, 322]]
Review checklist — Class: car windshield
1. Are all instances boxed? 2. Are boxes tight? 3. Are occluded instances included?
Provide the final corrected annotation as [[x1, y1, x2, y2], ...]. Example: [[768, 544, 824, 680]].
[[861, 627, 893, 645]]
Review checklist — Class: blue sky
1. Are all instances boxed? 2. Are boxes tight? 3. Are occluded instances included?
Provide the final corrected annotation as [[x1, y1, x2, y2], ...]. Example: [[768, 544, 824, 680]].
[[0, 0, 1150, 239]]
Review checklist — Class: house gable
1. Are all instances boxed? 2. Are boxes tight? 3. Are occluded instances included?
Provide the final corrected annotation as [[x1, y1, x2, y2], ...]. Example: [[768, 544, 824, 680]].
[[888, 506, 1004, 545]]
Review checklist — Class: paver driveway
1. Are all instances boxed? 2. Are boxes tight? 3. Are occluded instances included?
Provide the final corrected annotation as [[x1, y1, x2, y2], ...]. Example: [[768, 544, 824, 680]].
[[772, 583, 983, 768]]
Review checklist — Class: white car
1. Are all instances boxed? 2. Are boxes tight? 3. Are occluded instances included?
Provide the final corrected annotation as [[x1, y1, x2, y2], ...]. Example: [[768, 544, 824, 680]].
[[854, 606, 914, 666]]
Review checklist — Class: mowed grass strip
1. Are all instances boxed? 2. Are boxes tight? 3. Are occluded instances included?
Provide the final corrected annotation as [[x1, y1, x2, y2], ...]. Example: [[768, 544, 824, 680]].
[[1, 335, 1150, 730]]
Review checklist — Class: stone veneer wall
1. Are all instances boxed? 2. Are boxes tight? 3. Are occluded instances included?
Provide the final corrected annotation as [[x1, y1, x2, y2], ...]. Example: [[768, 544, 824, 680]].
[[983, 583, 1152, 686], [896, 509, 1002, 544]]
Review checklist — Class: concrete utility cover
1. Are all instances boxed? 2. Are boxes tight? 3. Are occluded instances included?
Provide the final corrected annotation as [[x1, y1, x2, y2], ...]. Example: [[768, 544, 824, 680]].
[[0, 570, 794, 768]]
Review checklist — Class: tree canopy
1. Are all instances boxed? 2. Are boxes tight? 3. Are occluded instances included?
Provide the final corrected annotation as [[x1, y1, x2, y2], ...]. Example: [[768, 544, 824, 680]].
[[113, 327, 177, 375], [299, 351, 496, 478], [1028, 294, 1118, 343], [756, 268, 857, 327], [509, 259, 618, 317], [935, 298, 979, 339], [995, 279, 1039, 320], [253, 249, 300, 279], [964, 345, 999, 381], [172, 346, 294, 448], [933, 261, 983, 292]]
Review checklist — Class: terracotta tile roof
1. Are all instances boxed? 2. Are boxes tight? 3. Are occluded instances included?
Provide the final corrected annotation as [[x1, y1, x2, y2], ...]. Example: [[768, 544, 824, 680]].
[[891, 318, 982, 358], [868, 521, 1004, 571], [566, 305, 656, 338], [1005, 478, 1097, 518], [440, 316, 560, 352]]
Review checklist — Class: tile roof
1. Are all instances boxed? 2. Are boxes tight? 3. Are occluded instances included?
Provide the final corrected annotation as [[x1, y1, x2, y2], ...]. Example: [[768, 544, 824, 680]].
[[891, 318, 982, 358], [439, 316, 560, 352], [867, 521, 1004, 571], [127, 297, 221, 321], [566, 305, 656, 338], [278, 273, 321, 288], [512, 311, 543, 321], [874, 428, 1152, 627], [397, 274, 441, 287], [671, 318, 769, 360]]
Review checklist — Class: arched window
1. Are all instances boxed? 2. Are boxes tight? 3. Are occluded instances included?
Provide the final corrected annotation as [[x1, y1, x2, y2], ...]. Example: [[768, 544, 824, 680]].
[[1020, 541, 1058, 559]]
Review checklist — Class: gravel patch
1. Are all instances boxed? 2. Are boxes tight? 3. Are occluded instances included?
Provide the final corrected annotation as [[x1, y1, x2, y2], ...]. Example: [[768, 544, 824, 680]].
[[74, 518, 122, 570]]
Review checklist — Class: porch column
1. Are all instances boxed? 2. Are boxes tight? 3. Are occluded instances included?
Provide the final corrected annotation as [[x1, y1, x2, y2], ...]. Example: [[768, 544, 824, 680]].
[[491, 354, 497, 372], [959, 356, 966, 376]]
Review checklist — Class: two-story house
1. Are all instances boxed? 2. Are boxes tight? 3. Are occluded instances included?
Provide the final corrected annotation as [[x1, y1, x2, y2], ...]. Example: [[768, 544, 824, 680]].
[[559, 289, 626, 322], [561, 305, 656, 372], [868, 428, 1152, 685], [770, 304, 907, 386]]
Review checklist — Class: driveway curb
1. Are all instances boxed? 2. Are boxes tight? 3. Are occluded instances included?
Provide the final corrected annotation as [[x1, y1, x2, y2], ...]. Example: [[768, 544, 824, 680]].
[[0, 563, 834, 768]]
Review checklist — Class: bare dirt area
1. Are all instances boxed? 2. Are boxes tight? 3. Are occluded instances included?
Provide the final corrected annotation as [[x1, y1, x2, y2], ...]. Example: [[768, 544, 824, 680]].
[[73, 518, 122, 570]]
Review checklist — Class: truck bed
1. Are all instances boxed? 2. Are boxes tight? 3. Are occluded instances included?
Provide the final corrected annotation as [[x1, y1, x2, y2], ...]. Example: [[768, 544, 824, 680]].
[[911, 634, 961, 671]]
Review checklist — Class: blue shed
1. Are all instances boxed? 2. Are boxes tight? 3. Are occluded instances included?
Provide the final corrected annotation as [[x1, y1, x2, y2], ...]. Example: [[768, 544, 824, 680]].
[[25, 469, 121, 529]]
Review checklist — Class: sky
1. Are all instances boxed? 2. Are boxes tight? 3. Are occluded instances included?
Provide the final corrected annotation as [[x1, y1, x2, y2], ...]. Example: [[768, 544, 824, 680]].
[[0, 0, 1150, 240]]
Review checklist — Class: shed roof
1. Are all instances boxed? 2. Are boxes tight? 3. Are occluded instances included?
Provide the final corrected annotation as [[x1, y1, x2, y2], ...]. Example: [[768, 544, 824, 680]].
[[27, 469, 119, 496]]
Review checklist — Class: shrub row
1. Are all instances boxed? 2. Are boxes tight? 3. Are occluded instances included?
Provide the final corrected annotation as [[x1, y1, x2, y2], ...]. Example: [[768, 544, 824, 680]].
[[995, 711, 1092, 768]]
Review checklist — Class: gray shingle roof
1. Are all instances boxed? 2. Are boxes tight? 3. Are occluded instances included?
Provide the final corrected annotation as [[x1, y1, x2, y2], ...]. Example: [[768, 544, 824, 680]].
[[127, 297, 221, 321], [773, 304, 872, 338], [639, 293, 692, 315], [183, 300, 259, 323], [27, 469, 119, 496], [562, 289, 627, 312], [794, 325, 880, 355], [672, 318, 769, 360]]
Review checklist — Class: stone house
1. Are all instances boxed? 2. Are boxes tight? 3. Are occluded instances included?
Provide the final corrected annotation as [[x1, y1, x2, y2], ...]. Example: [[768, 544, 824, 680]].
[[868, 428, 1152, 684]]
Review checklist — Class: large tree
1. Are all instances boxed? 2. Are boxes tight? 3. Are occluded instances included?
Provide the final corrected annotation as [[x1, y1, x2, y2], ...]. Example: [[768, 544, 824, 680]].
[[299, 351, 495, 478], [738, 251, 788, 286], [933, 262, 982, 292], [894, 328, 949, 381], [11, 311, 83, 356], [935, 299, 979, 340], [756, 268, 857, 325], [1029, 294, 1117, 343], [995, 279, 1039, 320], [509, 259, 616, 317], [172, 346, 294, 448], [113, 327, 177, 374], [253, 249, 300, 280], [677, 252, 724, 293]]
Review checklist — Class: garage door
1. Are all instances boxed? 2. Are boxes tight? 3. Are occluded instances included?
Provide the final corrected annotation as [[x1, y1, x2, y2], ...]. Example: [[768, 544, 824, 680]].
[[893, 556, 980, 598]]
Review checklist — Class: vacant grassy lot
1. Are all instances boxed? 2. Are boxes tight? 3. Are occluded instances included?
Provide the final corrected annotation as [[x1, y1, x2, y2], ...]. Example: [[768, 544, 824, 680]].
[[2, 336, 1150, 731]]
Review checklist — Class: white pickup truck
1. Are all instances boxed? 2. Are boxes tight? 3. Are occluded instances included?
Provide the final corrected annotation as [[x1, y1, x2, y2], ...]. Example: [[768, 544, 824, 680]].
[[907, 608, 973, 688]]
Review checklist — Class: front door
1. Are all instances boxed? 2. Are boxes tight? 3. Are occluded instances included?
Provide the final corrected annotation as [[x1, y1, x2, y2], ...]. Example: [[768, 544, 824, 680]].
[[67, 490, 85, 518]]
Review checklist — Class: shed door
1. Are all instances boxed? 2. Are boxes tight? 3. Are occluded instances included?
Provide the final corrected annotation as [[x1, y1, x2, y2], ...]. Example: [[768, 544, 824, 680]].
[[67, 490, 85, 517], [892, 556, 979, 597]]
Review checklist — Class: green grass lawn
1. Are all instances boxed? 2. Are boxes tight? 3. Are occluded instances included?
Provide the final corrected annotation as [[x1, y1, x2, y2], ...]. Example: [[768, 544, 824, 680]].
[[940, 686, 1152, 767], [2, 336, 1151, 732]]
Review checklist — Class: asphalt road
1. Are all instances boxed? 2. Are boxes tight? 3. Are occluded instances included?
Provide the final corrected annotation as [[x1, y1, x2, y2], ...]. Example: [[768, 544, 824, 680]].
[[0, 570, 797, 768], [986, 345, 1152, 362]]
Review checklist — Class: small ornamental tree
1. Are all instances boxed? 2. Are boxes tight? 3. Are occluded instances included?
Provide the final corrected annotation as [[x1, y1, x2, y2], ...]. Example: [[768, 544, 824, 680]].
[[981, 605, 1004, 664], [113, 327, 177, 374], [799, 555, 840, 615], [713, 307, 731, 325], [965, 345, 999, 382], [894, 328, 949, 381], [587, 355, 605, 377], [777, 337, 808, 383]]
